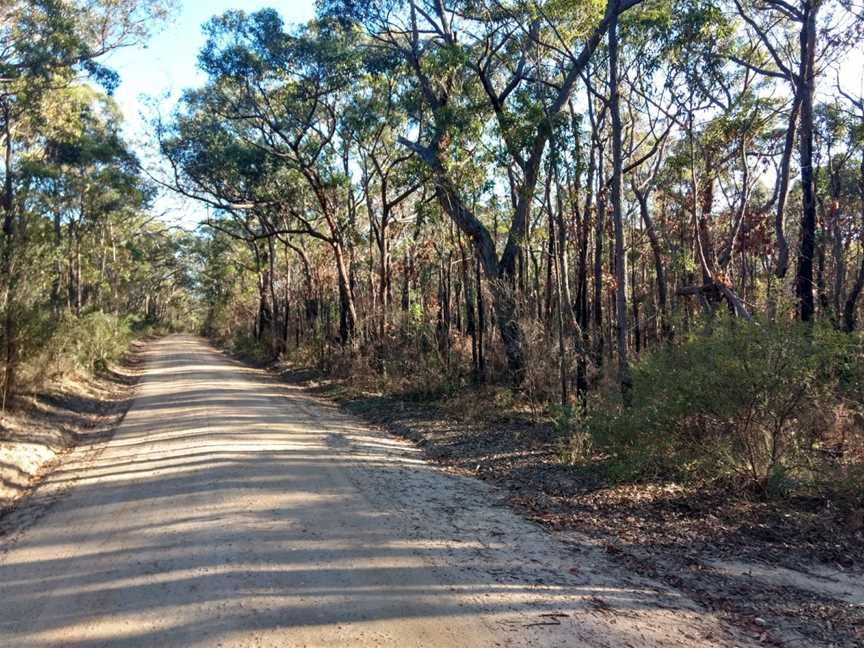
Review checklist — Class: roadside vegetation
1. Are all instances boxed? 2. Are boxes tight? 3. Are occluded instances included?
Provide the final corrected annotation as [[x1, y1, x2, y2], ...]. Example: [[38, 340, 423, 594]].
[[0, 0, 190, 509], [160, 0, 864, 510], [0, 0, 192, 408]]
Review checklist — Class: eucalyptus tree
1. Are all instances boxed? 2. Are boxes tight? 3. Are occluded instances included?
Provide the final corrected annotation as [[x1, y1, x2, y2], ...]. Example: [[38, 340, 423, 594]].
[[812, 100, 854, 322], [0, 79, 190, 407], [32, 86, 152, 316], [343, 73, 423, 342], [27, 84, 183, 318], [610, 0, 772, 325], [829, 89, 864, 332], [621, 2, 732, 339], [581, 0, 738, 391], [186, 10, 365, 345], [158, 91, 299, 351], [0, 0, 171, 401], [608, 6, 632, 398], [319, 0, 645, 383], [730, 0, 864, 320]]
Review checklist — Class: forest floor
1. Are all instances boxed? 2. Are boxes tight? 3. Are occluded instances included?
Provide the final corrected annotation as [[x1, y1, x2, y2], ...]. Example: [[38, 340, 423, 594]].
[[278, 368, 864, 648], [0, 346, 143, 513]]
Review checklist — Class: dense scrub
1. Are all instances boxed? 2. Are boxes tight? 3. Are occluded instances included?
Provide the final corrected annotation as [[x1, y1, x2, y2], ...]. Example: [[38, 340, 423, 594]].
[[581, 321, 864, 500], [221, 302, 864, 504], [13, 312, 183, 396]]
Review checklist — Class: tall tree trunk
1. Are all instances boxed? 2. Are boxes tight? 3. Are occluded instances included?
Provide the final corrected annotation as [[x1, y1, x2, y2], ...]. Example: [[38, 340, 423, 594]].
[[1, 105, 16, 408], [333, 241, 357, 347], [551, 217, 568, 406], [266, 235, 279, 352], [52, 210, 63, 313], [476, 255, 486, 381], [845, 258, 864, 333], [795, 3, 818, 322], [634, 186, 669, 340], [575, 125, 594, 407], [593, 189, 606, 368], [377, 213, 390, 341], [74, 230, 82, 317], [403, 141, 525, 381], [773, 93, 802, 279], [544, 183, 556, 329], [843, 149, 864, 332], [609, 13, 632, 401], [459, 237, 479, 380]]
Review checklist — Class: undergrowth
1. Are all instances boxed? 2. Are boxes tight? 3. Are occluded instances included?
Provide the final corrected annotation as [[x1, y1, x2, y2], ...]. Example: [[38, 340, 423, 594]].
[[580, 319, 864, 503], [16, 311, 175, 395]]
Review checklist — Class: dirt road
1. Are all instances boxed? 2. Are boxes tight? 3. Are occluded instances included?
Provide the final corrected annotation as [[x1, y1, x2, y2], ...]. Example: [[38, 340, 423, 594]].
[[0, 336, 750, 647]]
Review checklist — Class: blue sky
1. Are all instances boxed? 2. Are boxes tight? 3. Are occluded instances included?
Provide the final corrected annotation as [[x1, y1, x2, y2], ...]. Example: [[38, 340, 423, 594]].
[[102, 1, 317, 226], [105, 1, 315, 136]]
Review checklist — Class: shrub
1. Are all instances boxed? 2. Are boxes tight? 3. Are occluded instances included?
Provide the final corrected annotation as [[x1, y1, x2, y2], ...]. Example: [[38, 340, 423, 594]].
[[231, 332, 270, 364], [54, 311, 135, 372], [551, 403, 592, 463], [583, 319, 864, 496], [14, 310, 136, 392]]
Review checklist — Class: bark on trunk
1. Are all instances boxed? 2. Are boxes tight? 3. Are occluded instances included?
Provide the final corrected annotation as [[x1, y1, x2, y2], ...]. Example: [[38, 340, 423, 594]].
[[1, 105, 16, 408], [333, 242, 357, 346], [843, 149, 864, 331], [609, 13, 632, 401], [795, 2, 818, 322], [634, 186, 669, 340]]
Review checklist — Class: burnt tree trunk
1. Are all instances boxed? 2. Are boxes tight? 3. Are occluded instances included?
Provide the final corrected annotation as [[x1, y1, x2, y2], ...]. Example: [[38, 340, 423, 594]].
[[795, 2, 818, 322]]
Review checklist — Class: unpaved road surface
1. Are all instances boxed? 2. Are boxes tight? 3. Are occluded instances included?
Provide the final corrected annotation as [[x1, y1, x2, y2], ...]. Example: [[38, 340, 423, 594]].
[[0, 336, 750, 647]]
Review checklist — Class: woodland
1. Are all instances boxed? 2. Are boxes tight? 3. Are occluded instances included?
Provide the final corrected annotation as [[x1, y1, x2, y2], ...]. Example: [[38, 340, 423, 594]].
[[3, 0, 864, 540], [3, 0, 864, 643]]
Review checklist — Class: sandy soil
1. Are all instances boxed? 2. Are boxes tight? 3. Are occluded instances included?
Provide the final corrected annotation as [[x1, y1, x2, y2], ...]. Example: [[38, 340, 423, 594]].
[[0, 335, 756, 647], [0, 362, 137, 511]]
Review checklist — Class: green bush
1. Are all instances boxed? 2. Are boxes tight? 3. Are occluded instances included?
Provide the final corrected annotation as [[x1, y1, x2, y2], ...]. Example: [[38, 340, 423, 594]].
[[54, 311, 135, 372], [231, 332, 270, 363], [551, 403, 592, 464], [5, 307, 141, 395], [583, 319, 864, 496]]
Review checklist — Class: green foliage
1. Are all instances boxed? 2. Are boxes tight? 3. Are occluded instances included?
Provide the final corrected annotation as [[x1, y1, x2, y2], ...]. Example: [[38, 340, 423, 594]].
[[584, 320, 864, 498], [550, 403, 593, 464], [51, 311, 135, 372], [231, 333, 270, 364], [14, 310, 141, 391]]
